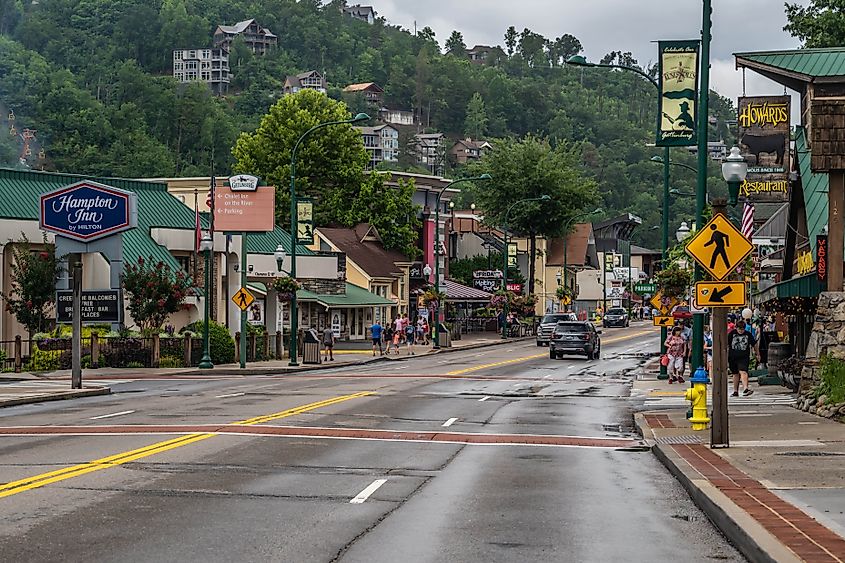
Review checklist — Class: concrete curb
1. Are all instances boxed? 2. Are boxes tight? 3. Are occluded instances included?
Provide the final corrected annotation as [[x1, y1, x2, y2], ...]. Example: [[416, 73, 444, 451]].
[[634, 413, 800, 563], [427, 336, 535, 355], [0, 386, 111, 408]]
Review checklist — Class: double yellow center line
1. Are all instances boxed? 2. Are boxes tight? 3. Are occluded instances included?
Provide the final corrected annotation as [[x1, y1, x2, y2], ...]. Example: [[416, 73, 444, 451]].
[[0, 391, 373, 499]]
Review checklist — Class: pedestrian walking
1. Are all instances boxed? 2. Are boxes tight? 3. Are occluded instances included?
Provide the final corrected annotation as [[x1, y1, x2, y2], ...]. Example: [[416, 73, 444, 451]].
[[322, 325, 335, 362], [680, 320, 692, 378], [422, 318, 430, 345], [703, 325, 713, 375], [729, 322, 756, 397], [664, 326, 687, 384], [384, 323, 394, 355], [405, 321, 416, 355], [370, 320, 383, 356]]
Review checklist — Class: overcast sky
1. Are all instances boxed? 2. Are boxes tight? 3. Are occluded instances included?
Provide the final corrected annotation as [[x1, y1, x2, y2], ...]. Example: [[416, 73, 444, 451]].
[[367, 0, 811, 116]]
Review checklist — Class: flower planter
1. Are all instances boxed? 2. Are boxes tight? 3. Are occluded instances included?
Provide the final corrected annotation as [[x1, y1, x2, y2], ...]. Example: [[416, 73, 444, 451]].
[[277, 292, 295, 303]]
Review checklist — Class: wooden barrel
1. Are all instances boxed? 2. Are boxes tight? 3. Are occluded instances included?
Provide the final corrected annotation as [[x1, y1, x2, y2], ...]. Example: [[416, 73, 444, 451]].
[[767, 342, 793, 387]]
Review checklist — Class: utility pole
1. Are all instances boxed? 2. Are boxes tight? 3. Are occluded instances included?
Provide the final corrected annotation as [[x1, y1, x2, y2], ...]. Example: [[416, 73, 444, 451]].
[[711, 198, 729, 447]]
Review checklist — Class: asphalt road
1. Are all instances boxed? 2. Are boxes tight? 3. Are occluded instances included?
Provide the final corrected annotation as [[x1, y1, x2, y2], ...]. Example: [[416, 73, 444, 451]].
[[0, 325, 745, 562]]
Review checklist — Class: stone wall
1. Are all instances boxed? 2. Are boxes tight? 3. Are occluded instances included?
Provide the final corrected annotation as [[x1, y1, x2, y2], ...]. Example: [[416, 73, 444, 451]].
[[300, 277, 345, 295], [799, 291, 845, 393]]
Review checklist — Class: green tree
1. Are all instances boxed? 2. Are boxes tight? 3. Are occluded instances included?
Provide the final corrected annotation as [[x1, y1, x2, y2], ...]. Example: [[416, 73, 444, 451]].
[[0, 234, 59, 336], [504, 26, 518, 57], [464, 92, 488, 139], [122, 257, 193, 334], [467, 136, 600, 295], [444, 30, 466, 56], [232, 89, 369, 228], [785, 1, 845, 47]]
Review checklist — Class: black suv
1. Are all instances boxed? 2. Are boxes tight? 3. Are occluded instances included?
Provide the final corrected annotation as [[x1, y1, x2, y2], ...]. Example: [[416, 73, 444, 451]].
[[536, 312, 578, 346], [549, 321, 601, 360], [603, 307, 629, 328]]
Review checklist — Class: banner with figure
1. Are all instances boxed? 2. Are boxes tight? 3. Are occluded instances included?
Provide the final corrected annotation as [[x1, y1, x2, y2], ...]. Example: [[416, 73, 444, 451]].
[[737, 96, 790, 203], [656, 40, 700, 147]]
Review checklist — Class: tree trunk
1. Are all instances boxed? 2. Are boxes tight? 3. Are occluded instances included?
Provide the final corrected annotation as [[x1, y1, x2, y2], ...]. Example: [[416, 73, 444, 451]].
[[528, 233, 536, 296]]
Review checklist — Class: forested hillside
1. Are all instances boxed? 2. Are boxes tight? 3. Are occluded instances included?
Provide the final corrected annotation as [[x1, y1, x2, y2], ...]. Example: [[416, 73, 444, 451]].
[[0, 0, 736, 248]]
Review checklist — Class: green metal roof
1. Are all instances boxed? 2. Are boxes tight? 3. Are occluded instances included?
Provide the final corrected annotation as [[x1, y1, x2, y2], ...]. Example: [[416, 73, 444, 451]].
[[753, 273, 823, 305], [297, 283, 394, 308], [735, 48, 845, 78], [247, 227, 312, 256], [795, 126, 829, 254]]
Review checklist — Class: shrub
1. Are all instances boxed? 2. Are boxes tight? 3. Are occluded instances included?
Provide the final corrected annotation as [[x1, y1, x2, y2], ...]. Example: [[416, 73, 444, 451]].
[[183, 320, 235, 365], [24, 346, 60, 372], [100, 338, 151, 368], [816, 354, 845, 404], [123, 256, 193, 334], [159, 355, 183, 369]]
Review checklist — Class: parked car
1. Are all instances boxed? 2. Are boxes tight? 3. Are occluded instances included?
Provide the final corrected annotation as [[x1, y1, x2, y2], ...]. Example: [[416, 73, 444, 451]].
[[549, 321, 601, 360], [603, 307, 629, 328], [536, 312, 578, 346]]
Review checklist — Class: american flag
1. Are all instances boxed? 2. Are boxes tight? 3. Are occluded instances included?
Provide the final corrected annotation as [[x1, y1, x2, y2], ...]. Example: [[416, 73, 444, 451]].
[[741, 202, 754, 239]]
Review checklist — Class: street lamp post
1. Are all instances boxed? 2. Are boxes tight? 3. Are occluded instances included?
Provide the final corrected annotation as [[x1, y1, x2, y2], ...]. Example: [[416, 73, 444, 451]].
[[568, 54, 671, 377], [287, 112, 369, 366], [501, 195, 551, 339], [562, 208, 602, 312], [432, 174, 491, 348], [198, 231, 214, 369]]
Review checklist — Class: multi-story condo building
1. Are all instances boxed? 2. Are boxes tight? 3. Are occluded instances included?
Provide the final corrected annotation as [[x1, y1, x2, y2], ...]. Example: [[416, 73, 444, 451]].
[[172, 48, 230, 95], [213, 19, 277, 55], [342, 82, 384, 106], [283, 71, 328, 95], [414, 133, 446, 176], [356, 124, 399, 170], [341, 5, 376, 24]]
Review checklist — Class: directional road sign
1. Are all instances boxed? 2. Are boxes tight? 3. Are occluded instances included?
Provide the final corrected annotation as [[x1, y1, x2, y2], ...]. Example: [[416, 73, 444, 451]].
[[694, 281, 747, 307], [653, 316, 674, 327], [635, 283, 656, 294], [232, 287, 255, 311], [685, 214, 754, 281]]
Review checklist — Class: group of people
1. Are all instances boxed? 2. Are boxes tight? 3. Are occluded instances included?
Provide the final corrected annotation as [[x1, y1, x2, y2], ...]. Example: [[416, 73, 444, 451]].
[[369, 314, 431, 357], [663, 312, 758, 397]]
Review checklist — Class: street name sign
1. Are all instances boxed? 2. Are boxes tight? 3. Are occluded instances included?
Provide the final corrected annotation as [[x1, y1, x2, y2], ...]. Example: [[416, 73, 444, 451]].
[[653, 316, 674, 327], [56, 289, 122, 323], [40, 181, 137, 242], [685, 214, 753, 281], [232, 287, 255, 311], [694, 281, 747, 307], [635, 283, 656, 294]]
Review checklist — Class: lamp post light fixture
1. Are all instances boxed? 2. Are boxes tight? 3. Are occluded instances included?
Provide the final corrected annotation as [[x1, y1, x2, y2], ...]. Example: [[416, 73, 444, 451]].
[[274, 244, 286, 273], [722, 146, 748, 207], [501, 194, 551, 339], [432, 174, 491, 348], [562, 207, 602, 312], [287, 112, 369, 366], [676, 221, 691, 242], [198, 231, 214, 370], [569, 53, 671, 379]]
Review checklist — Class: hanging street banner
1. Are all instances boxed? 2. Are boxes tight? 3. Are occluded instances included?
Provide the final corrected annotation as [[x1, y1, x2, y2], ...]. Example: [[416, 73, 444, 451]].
[[817, 235, 828, 288], [738, 96, 790, 203], [656, 40, 700, 147], [685, 214, 754, 280], [40, 181, 138, 243], [694, 281, 747, 307], [507, 243, 518, 268], [56, 289, 123, 323], [296, 199, 314, 245]]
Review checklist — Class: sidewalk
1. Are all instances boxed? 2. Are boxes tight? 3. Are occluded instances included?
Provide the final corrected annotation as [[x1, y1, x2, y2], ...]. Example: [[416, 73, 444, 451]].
[[635, 373, 845, 562], [0, 332, 531, 407]]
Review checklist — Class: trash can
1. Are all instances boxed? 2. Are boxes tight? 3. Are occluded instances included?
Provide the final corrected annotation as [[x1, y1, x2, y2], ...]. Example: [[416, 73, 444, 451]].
[[437, 323, 451, 348], [302, 328, 322, 365]]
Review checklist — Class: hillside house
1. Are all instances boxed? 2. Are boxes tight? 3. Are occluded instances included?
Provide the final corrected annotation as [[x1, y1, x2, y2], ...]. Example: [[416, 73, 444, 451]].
[[213, 19, 277, 55], [283, 71, 328, 96]]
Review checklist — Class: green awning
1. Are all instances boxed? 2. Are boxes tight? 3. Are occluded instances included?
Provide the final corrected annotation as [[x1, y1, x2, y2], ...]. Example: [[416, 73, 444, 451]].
[[754, 273, 823, 305], [296, 283, 394, 308], [248, 282, 267, 296]]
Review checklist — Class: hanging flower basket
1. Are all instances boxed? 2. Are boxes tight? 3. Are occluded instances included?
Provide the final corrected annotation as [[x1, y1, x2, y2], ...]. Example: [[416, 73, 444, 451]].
[[273, 277, 300, 302], [422, 289, 446, 309], [555, 286, 573, 301], [489, 290, 509, 310]]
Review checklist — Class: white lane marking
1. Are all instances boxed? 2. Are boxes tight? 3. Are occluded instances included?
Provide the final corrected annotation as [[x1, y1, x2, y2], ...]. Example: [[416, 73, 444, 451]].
[[442, 417, 458, 427], [798, 421, 820, 425], [215, 392, 246, 399], [734, 413, 773, 418], [506, 349, 514, 352], [478, 396, 490, 402], [350, 479, 387, 504], [567, 365, 575, 368], [543, 374, 552, 379], [89, 410, 135, 420]]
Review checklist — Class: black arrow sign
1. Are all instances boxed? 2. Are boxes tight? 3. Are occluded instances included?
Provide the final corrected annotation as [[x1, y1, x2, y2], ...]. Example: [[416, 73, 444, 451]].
[[658, 317, 672, 326], [709, 286, 734, 304]]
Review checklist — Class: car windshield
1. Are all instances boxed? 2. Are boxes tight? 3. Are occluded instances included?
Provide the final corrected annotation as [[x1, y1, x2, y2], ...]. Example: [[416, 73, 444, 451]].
[[607, 308, 625, 315], [542, 314, 575, 324], [555, 322, 588, 333]]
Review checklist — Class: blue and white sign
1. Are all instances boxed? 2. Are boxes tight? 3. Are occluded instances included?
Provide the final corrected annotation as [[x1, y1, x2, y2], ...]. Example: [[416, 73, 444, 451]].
[[40, 181, 137, 242]]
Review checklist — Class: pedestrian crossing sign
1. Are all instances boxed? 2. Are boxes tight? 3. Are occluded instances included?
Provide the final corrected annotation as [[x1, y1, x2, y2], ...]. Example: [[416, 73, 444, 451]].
[[685, 214, 753, 281], [649, 291, 678, 315], [232, 287, 255, 311]]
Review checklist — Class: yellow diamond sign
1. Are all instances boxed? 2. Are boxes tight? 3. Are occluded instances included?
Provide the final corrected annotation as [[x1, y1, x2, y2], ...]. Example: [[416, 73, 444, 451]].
[[232, 287, 255, 311], [685, 214, 753, 281]]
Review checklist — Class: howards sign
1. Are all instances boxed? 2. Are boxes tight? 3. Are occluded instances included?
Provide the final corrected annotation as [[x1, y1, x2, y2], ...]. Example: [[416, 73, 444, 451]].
[[40, 181, 137, 242]]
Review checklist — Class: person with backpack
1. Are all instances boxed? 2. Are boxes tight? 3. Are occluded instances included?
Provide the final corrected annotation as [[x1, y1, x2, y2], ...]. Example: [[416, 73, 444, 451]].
[[404, 320, 416, 355]]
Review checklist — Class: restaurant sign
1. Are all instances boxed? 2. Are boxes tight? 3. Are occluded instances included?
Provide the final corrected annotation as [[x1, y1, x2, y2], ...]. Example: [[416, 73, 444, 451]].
[[738, 96, 790, 203], [656, 40, 700, 147], [40, 181, 137, 243]]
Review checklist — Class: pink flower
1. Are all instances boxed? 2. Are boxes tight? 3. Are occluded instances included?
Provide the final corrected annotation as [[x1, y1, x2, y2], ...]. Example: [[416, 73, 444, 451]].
[[38, 252, 49, 260], [157, 299, 165, 308]]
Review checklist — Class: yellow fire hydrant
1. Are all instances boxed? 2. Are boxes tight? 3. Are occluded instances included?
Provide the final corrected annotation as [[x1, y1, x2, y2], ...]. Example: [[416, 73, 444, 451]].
[[684, 366, 711, 431]]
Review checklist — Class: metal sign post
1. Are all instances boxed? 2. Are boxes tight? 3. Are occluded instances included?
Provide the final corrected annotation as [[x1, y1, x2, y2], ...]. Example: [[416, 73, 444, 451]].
[[240, 232, 248, 369], [71, 262, 82, 389]]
